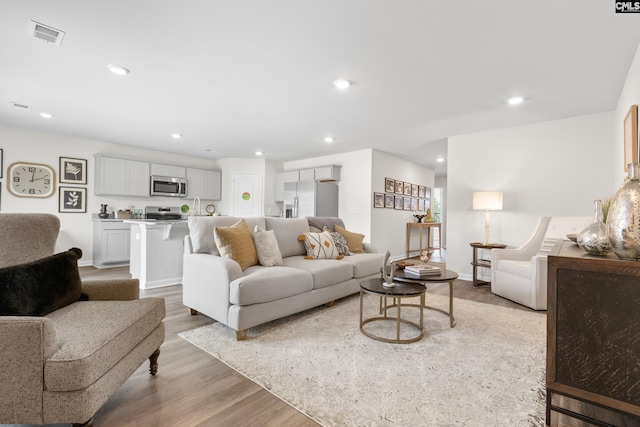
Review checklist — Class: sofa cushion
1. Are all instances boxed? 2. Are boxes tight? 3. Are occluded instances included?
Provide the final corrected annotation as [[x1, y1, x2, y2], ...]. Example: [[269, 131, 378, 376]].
[[214, 219, 258, 271], [339, 252, 385, 278], [230, 266, 313, 305], [252, 226, 283, 267], [44, 297, 165, 391], [323, 226, 351, 255], [0, 248, 84, 316], [299, 231, 343, 260], [188, 216, 266, 255], [335, 225, 366, 254], [283, 256, 353, 289], [265, 217, 309, 258]]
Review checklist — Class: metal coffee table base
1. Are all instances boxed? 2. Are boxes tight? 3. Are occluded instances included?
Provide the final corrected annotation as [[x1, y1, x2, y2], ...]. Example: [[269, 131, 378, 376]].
[[359, 290, 426, 344]]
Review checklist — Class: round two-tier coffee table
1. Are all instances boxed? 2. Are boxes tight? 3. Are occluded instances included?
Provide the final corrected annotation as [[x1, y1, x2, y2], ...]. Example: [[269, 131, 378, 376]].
[[359, 278, 426, 344], [393, 268, 459, 328]]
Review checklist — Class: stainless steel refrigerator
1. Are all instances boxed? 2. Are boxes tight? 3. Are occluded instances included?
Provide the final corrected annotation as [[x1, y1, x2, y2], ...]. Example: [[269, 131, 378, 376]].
[[283, 181, 339, 218]]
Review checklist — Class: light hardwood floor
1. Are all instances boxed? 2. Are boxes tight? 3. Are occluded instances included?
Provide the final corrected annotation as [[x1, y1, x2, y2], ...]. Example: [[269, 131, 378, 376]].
[[7, 254, 539, 427]]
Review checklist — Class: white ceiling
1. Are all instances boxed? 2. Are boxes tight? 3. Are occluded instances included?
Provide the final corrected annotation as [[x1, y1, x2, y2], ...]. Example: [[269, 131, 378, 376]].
[[1, 1, 640, 176]]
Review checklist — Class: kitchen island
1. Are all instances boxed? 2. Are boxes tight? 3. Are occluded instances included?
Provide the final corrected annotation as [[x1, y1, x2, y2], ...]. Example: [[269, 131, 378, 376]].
[[125, 219, 190, 289]]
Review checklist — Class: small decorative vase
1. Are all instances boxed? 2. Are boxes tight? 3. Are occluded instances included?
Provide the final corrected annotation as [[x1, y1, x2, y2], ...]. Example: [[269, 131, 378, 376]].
[[608, 163, 640, 260], [98, 204, 110, 219], [577, 200, 612, 256]]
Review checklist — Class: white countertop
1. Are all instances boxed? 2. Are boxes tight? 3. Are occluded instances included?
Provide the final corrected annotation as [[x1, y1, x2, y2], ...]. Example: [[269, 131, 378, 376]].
[[124, 219, 188, 226]]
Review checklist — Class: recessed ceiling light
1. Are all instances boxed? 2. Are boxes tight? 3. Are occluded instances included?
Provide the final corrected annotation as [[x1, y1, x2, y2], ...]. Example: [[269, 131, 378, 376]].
[[39, 112, 53, 119], [108, 64, 130, 76], [333, 78, 353, 90], [507, 96, 524, 105], [324, 136, 335, 143], [170, 133, 182, 139], [255, 151, 263, 156], [436, 157, 445, 163]]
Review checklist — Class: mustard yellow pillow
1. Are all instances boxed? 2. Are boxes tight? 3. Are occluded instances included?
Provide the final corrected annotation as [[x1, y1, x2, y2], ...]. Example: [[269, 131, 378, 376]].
[[335, 225, 366, 254], [214, 219, 258, 270]]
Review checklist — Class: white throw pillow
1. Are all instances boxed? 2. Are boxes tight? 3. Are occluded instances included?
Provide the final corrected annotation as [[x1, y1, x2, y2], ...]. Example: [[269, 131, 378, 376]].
[[299, 231, 343, 260], [253, 225, 283, 267]]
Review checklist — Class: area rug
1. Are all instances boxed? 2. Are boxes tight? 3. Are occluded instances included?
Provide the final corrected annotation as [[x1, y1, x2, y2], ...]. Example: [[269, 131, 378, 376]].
[[179, 293, 546, 427]]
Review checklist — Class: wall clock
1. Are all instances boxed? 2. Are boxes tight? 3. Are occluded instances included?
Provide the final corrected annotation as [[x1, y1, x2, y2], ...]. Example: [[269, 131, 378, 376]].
[[7, 162, 56, 198]]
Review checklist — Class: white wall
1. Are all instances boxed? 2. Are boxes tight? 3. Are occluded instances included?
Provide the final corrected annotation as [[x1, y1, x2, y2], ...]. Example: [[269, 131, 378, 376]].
[[0, 124, 216, 265], [615, 43, 640, 184], [447, 112, 616, 281]]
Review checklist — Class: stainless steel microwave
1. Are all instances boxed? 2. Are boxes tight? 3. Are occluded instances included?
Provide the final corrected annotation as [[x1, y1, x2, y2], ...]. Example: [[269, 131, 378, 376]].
[[150, 175, 187, 197]]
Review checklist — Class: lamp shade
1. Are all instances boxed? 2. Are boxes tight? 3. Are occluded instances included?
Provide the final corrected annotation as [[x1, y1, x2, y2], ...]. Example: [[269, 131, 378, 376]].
[[472, 192, 503, 211]]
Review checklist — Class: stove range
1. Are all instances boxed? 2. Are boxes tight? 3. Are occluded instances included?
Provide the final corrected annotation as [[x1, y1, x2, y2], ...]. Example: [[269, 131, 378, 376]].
[[144, 206, 183, 221]]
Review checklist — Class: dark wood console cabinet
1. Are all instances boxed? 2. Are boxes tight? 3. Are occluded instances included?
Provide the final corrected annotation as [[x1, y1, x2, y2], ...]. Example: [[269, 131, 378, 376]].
[[547, 242, 640, 426]]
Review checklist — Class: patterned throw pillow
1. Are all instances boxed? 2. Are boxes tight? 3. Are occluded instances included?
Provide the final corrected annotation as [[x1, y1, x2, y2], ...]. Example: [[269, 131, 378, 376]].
[[298, 231, 344, 260], [323, 226, 352, 256], [214, 219, 258, 270], [252, 225, 283, 267], [334, 225, 366, 253]]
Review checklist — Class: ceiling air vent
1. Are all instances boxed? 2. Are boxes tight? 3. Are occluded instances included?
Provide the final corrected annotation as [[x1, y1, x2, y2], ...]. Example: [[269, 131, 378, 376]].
[[11, 101, 31, 111], [27, 20, 65, 46]]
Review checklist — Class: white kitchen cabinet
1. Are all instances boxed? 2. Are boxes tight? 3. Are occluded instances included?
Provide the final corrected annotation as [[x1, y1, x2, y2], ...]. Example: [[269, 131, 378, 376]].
[[274, 170, 300, 201], [93, 220, 130, 268], [94, 155, 150, 197], [150, 163, 186, 178], [186, 168, 222, 200], [314, 165, 341, 181], [299, 168, 315, 181]]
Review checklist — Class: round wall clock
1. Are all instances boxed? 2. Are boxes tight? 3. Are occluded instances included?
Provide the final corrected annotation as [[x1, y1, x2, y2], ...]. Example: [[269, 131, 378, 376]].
[[7, 162, 56, 198]]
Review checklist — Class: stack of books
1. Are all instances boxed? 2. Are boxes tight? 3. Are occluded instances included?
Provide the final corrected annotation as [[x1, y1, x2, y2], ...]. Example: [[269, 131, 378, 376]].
[[404, 265, 442, 277]]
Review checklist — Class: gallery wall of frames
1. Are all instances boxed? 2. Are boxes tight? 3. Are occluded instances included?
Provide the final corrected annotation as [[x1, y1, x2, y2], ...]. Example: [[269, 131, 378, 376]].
[[373, 177, 431, 211]]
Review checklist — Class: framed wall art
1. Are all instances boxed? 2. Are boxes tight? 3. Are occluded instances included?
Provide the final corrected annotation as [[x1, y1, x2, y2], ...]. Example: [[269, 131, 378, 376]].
[[411, 184, 418, 197], [403, 182, 411, 196], [59, 187, 87, 213], [418, 185, 426, 198], [59, 157, 88, 185], [411, 198, 418, 211], [395, 180, 404, 194], [418, 198, 425, 211], [373, 192, 385, 208], [624, 104, 638, 171], [394, 195, 403, 209], [403, 197, 411, 210], [385, 193, 395, 208], [385, 177, 395, 193]]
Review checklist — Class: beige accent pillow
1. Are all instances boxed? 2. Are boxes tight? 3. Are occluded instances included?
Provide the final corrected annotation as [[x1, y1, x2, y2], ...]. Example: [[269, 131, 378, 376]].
[[214, 219, 258, 270], [335, 225, 366, 254], [252, 225, 283, 267], [298, 231, 343, 260]]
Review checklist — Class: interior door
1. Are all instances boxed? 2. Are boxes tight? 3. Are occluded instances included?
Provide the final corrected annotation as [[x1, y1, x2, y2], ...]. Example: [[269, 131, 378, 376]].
[[232, 172, 262, 217]]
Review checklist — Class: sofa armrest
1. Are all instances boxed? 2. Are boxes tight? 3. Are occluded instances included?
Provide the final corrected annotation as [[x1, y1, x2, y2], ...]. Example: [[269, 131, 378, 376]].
[[81, 279, 140, 301], [0, 317, 58, 422]]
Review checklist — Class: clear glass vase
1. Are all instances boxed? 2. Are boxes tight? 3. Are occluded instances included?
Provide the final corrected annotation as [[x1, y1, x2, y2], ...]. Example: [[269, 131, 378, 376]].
[[577, 199, 612, 256], [608, 163, 640, 260]]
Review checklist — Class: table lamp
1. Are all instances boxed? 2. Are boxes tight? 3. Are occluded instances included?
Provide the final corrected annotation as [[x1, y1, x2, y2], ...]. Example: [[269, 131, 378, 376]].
[[472, 191, 503, 244]]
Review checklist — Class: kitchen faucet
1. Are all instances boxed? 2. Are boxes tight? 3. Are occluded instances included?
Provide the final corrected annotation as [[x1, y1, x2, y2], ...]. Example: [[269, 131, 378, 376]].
[[191, 196, 201, 216]]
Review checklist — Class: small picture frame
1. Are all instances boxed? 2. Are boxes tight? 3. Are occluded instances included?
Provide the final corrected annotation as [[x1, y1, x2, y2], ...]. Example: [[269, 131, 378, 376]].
[[395, 180, 404, 194], [411, 184, 419, 197], [411, 198, 418, 211], [394, 195, 403, 209], [425, 187, 431, 199], [624, 105, 638, 171], [403, 182, 411, 196], [59, 157, 87, 185], [0, 148, 3, 178], [373, 192, 385, 208], [418, 198, 425, 211], [403, 197, 411, 210], [385, 177, 395, 193], [425, 199, 431, 210], [385, 193, 395, 208], [418, 185, 426, 198], [59, 187, 87, 213]]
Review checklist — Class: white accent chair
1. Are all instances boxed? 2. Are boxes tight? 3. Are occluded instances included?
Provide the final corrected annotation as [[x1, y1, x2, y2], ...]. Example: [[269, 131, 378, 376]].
[[490, 216, 591, 310]]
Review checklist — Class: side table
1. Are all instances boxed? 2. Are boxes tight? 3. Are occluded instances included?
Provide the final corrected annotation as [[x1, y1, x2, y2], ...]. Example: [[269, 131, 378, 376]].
[[470, 242, 506, 287]]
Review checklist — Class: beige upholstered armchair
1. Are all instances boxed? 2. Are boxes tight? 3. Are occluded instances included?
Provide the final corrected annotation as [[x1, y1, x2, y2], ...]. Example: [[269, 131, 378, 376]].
[[0, 214, 165, 427]]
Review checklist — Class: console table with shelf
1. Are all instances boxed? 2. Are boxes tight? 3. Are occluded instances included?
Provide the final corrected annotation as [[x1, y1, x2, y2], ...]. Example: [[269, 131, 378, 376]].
[[546, 241, 640, 426], [406, 222, 441, 258]]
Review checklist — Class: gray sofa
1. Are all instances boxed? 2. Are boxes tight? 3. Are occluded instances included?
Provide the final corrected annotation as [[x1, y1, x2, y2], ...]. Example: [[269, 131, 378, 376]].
[[183, 216, 383, 340]]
